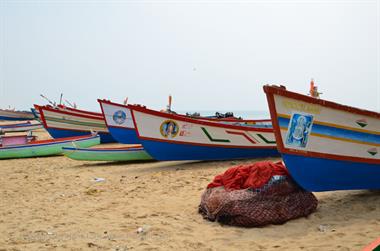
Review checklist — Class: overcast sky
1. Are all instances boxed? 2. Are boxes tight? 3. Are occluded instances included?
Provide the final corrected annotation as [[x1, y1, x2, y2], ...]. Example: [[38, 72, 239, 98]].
[[0, 0, 379, 113]]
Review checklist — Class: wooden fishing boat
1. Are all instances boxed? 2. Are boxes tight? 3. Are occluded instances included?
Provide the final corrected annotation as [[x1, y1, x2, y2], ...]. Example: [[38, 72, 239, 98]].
[[62, 145, 153, 161], [128, 105, 279, 161], [0, 134, 100, 159], [263, 85, 380, 191], [98, 99, 273, 145], [0, 109, 35, 121], [36, 105, 116, 143], [0, 121, 43, 133]]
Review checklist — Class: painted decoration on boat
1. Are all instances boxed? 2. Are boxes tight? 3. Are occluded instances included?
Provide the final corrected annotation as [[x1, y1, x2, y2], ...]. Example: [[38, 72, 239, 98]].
[[113, 110, 127, 125], [160, 120, 179, 138], [285, 113, 313, 149], [356, 118, 368, 128]]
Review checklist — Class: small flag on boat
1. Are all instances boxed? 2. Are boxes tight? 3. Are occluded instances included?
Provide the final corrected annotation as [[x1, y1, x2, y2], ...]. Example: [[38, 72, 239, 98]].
[[168, 95, 172, 111]]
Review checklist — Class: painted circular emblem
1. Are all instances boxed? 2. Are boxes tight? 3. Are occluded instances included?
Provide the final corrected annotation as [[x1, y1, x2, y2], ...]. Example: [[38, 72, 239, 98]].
[[113, 110, 126, 125], [160, 120, 179, 138]]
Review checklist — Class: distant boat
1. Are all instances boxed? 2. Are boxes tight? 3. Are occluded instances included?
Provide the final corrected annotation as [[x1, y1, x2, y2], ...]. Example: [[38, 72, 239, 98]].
[[63, 145, 153, 161], [0, 109, 35, 121], [128, 105, 279, 161], [263, 85, 380, 191], [0, 121, 43, 133], [0, 134, 100, 159], [35, 105, 116, 143]]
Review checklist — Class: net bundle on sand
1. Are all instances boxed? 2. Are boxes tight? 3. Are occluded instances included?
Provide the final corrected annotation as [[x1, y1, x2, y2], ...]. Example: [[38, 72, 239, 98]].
[[199, 161, 318, 227]]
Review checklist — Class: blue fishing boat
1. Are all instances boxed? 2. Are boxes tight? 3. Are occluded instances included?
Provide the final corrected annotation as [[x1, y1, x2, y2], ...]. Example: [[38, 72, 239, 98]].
[[129, 105, 279, 161]]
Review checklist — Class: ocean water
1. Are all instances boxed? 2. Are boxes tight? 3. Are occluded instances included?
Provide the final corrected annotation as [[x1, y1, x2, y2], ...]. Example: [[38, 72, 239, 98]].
[[178, 110, 270, 120]]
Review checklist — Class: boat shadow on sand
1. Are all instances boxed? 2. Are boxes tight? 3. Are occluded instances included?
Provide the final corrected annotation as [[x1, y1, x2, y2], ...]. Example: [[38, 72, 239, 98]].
[[69, 159, 158, 168], [68, 157, 281, 171]]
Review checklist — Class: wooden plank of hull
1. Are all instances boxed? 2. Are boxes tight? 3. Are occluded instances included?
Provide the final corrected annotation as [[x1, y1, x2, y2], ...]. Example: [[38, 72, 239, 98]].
[[264, 85, 380, 191]]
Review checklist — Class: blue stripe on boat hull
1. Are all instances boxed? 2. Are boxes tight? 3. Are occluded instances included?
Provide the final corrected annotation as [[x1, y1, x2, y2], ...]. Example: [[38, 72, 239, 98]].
[[140, 139, 280, 161], [46, 128, 115, 143], [278, 117, 380, 145], [107, 126, 140, 144], [0, 116, 32, 121], [282, 153, 380, 191]]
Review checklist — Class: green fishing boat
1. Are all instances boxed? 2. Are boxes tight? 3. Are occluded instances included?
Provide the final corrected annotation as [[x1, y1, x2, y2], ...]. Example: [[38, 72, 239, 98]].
[[62, 145, 153, 161], [0, 134, 100, 159]]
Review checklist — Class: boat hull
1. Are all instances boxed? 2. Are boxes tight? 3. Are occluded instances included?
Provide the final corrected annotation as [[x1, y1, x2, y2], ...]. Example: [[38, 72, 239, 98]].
[[140, 138, 279, 161], [0, 122, 42, 133], [0, 110, 35, 121], [264, 85, 380, 191], [282, 154, 380, 191], [45, 127, 115, 143], [0, 135, 100, 159], [36, 105, 116, 143], [107, 127, 140, 144], [130, 105, 279, 161], [63, 146, 153, 161]]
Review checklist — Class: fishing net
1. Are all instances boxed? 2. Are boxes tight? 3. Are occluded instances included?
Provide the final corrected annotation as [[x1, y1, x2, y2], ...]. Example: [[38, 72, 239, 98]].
[[199, 161, 318, 227]]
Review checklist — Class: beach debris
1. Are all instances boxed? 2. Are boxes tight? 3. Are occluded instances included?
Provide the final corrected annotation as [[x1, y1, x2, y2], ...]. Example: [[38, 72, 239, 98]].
[[92, 177, 105, 182], [318, 224, 330, 232], [113, 246, 129, 251], [199, 161, 318, 227], [87, 242, 99, 248], [137, 225, 151, 234], [85, 188, 102, 196]]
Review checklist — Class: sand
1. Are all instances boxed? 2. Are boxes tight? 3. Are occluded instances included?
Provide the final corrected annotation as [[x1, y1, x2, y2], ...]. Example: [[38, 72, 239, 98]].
[[0, 130, 379, 251]]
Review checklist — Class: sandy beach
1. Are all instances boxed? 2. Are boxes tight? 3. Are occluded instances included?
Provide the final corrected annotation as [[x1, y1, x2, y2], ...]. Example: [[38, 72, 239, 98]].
[[0, 130, 379, 251]]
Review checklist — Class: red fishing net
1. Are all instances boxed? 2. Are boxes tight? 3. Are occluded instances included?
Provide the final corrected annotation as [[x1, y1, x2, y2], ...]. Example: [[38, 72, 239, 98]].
[[199, 161, 318, 227]]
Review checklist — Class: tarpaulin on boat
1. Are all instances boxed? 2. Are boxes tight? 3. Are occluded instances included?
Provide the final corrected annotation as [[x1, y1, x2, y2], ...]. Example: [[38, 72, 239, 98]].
[[199, 161, 318, 227]]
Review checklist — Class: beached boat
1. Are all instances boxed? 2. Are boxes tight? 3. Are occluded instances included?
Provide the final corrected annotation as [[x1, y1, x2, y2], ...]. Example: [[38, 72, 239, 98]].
[[98, 99, 273, 145], [263, 85, 380, 191], [0, 134, 100, 159], [0, 109, 35, 121], [0, 121, 43, 133], [36, 105, 115, 143], [129, 105, 279, 161], [62, 145, 153, 161]]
